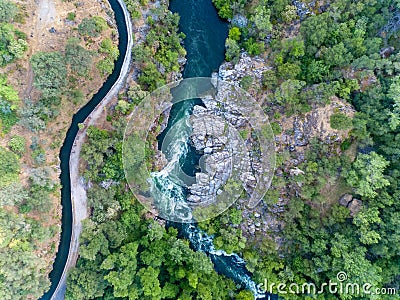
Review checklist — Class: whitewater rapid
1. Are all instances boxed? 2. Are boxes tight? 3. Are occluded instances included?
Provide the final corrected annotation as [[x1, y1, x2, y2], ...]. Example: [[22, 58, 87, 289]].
[[149, 107, 267, 299]]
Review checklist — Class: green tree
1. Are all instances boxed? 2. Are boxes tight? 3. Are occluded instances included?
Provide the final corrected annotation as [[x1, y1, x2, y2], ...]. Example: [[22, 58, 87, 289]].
[[328, 233, 382, 296], [251, 4, 272, 39], [138, 266, 162, 299], [0, 24, 28, 66], [353, 207, 382, 245], [138, 62, 165, 91], [228, 27, 241, 41], [78, 17, 107, 37], [80, 225, 110, 260], [78, 17, 98, 37], [305, 60, 330, 83], [96, 57, 115, 76], [8, 38, 28, 59], [0, 183, 28, 206], [212, 0, 233, 19], [225, 38, 240, 62], [277, 62, 301, 80], [66, 264, 107, 300], [0, 0, 17, 23], [300, 13, 331, 54], [99, 38, 119, 60], [0, 146, 20, 187], [65, 38, 93, 76], [322, 42, 353, 68], [103, 242, 139, 297], [346, 152, 390, 199], [115, 100, 131, 114], [236, 290, 254, 300], [281, 4, 297, 23], [0, 75, 20, 109], [30, 51, 67, 98], [18, 99, 46, 132], [387, 75, 400, 130], [261, 69, 278, 90]]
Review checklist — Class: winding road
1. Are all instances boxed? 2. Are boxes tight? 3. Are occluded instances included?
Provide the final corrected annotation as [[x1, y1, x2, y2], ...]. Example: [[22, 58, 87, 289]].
[[48, 0, 133, 298]]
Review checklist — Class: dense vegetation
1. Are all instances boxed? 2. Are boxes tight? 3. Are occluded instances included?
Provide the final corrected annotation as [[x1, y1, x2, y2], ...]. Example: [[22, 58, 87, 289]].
[[66, 121, 245, 299], [205, 0, 400, 298], [0, 75, 20, 133], [0, 143, 59, 299], [0, 0, 27, 67], [0, 1, 58, 297], [0, 0, 27, 134], [132, 4, 186, 91]]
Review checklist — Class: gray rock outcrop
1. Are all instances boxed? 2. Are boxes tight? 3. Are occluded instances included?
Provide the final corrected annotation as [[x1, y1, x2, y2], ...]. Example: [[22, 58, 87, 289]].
[[186, 81, 269, 205]]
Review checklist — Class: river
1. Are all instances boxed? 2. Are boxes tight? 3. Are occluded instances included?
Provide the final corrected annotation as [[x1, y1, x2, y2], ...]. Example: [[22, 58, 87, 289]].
[[44, 0, 274, 298], [154, 0, 274, 298]]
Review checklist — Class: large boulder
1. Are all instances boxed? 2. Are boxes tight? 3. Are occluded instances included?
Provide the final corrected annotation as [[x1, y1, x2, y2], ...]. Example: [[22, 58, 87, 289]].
[[339, 194, 353, 207], [348, 199, 362, 217], [338, 194, 362, 216]]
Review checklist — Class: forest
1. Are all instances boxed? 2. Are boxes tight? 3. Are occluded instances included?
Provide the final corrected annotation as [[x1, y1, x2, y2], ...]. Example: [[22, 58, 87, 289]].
[[65, 123, 248, 299], [67, 0, 399, 299], [211, 0, 400, 298], [0, 0, 398, 298]]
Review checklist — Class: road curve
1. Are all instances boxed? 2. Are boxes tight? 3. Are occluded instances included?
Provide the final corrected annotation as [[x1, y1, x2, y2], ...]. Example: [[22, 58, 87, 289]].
[[50, 0, 133, 298]]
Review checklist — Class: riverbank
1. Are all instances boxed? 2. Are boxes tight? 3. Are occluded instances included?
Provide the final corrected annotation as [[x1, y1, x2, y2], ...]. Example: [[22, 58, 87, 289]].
[[48, 0, 133, 298]]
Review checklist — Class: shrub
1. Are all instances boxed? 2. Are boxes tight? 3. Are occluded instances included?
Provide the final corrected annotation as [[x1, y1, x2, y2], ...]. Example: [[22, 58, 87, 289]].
[[270, 122, 282, 135], [239, 75, 253, 91], [8, 135, 26, 156], [262, 69, 278, 90], [32, 148, 46, 165], [68, 89, 84, 104], [330, 112, 353, 130], [18, 100, 47, 132], [67, 12, 76, 21], [0, 146, 20, 187], [228, 27, 241, 41], [225, 38, 240, 62], [243, 38, 264, 56]]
